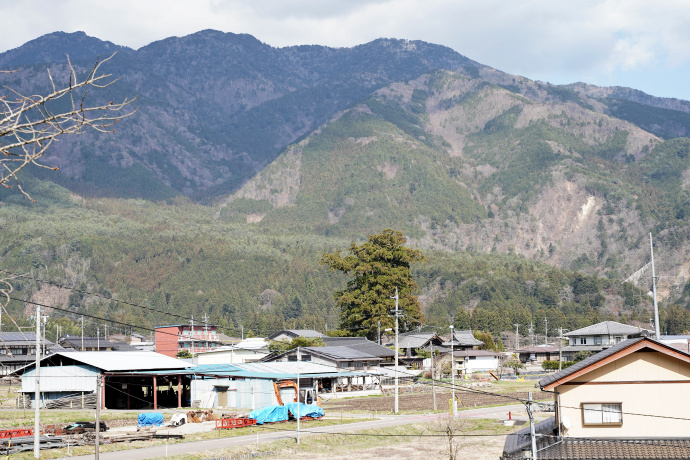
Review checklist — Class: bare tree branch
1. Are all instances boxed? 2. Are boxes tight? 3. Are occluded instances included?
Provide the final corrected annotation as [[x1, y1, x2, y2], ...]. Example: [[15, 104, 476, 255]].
[[0, 53, 137, 200]]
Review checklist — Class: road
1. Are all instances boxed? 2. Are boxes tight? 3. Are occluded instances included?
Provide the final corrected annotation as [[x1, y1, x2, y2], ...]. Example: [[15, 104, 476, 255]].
[[69, 404, 524, 460]]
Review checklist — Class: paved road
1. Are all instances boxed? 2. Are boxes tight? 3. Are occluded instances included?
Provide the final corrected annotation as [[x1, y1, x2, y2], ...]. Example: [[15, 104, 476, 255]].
[[69, 404, 524, 460]]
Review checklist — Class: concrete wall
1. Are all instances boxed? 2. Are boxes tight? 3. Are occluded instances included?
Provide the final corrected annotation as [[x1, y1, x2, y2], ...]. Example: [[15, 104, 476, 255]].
[[558, 350, 690, 438]]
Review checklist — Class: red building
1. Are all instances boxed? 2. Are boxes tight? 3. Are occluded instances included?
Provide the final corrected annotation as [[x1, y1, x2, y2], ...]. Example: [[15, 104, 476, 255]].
[[155, 324, 223, 357]]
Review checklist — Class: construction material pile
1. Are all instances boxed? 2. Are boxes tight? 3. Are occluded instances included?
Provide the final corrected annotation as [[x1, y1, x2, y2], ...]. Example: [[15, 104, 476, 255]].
[[186, 409, 217, 423], [0, 435, 66, 455]]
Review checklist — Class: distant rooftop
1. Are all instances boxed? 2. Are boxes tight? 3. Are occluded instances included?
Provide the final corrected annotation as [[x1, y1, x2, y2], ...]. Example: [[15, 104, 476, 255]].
[[564, 320, 652, 337]]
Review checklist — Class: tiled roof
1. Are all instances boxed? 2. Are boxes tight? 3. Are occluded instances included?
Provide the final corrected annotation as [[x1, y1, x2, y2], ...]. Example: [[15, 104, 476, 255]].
[[453, 349, 502, 357], [267, 329, 325, 340], [516, 346, 559, 353], [397, 332, 442, 349], [560, 345, 605, 353], [303, 346, 381, 361], [532, 437, 690, 459], [0, 332, 52, 346], [564, 321, 651, 337], [322, 337, 397, 358], [502, 416, 558, 458], [443, 330, 484, 347]]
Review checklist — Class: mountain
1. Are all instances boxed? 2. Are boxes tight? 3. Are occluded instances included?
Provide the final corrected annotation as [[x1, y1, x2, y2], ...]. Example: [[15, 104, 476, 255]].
[[0, 30, 483, 200], [2, 31, 690, 338]]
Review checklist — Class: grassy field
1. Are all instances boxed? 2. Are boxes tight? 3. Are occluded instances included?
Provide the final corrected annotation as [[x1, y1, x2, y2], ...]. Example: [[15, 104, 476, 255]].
[[147, 417, 516, 460]]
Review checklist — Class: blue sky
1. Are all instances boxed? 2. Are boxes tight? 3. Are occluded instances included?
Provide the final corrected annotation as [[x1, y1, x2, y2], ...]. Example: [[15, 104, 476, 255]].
[[2, 0, 689, 101]]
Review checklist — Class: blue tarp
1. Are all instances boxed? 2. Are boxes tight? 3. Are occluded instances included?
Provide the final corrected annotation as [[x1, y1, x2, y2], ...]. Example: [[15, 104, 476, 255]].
[[286, 402, 324, 419], [137, 412, 164, 427], [248, 405, 289, 425]]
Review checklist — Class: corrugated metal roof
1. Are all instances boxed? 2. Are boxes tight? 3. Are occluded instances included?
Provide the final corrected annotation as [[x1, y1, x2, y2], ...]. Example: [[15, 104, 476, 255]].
[[25, 351, 188, 373], [114, 361, 378, 378]]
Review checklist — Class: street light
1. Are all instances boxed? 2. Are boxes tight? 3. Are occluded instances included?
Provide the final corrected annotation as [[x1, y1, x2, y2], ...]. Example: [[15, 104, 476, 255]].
[[450, 325, 456, 417]]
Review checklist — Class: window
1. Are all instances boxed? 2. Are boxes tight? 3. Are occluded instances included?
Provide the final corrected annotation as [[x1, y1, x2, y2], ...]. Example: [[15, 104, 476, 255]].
[[288, 355, 297, 362], [579, 337, 587, 345], [468, 356, 477, 360], [593, 336, 602, 345], [354, 361, 364, 368], [615, 336, 623, 343], [301, 354, 311, 362], [582, 403, 622, 425]]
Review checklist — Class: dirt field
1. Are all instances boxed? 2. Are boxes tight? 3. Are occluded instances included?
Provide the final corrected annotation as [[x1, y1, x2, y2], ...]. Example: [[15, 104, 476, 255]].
[[323, 390, 550, 412]]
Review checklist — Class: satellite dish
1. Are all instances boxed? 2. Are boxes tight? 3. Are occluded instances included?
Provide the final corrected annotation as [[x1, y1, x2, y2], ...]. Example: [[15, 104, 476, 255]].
[[561, 415, 572, 430]]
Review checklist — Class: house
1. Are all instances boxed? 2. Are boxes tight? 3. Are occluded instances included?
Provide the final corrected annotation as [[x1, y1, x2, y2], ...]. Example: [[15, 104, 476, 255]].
[[442, 330, 484, 349], [196, 338, 270, 364], [504, 336, 690, 458], [390, 332, 448, 365], [516, 345, 560, 364], [454, 349, 503, 373], [267, 330, 325, 342], [321, 336, 399, 366], [58, 335, 138, 352], [561, 320, 651, 361], [15, 351, 188, 409], [155, 324, 224, 357], [0, 332, 62, 375]]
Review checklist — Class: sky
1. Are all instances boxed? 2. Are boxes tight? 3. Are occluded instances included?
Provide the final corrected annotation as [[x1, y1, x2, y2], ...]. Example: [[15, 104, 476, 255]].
[[2, 0, 690, 100]]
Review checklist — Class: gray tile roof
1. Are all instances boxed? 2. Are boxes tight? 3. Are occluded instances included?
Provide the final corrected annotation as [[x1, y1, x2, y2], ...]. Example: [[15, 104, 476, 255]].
[[322, 337, 397, 358], [502, 416, 557, 459], [537, 337, 689, 389], [267, 329, 325, 340], [443, 330, 484, 347], [303, 346, 381, 361], [564, 321, 652, 337], [530, 437, 690, 459], [396, 332, 443, 349], [0, 332, 52, 346]]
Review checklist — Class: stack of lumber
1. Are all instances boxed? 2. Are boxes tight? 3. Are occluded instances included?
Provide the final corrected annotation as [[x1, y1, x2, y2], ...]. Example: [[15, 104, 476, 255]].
[[0, 435, 66, 454], [44, 393, 97, 409]]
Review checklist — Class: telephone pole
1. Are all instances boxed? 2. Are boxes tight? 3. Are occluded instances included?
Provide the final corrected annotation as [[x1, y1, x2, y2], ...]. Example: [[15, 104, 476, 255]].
[[81, 316, 84, 351], [544, 318, 548, 345], [513, 324, 520, 351], [391, 287, 402, 414], [34, 304, 41, 458], [650, 233, 660, 339]]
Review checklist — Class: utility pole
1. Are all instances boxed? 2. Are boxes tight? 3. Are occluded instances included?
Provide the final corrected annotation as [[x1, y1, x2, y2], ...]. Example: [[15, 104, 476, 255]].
[[391, 287, 401, 414], [377, 321, 381, 345], [296, 347, 300, 445], [81, 316, 84, 351], [190, 315, 195, 364], [650, 233, 660, 339], [558, 328, 568, 371], [513, 324, 520, 351], [527, 392, 537, 460], [544, 318, 548, 345], [95, 375, 101, 460], [450, 324, 456, 417], [34, 304, 41, 458], [97, 328, 100, 350], [529, 323, 534, 347], [431, 342, 437, 410]]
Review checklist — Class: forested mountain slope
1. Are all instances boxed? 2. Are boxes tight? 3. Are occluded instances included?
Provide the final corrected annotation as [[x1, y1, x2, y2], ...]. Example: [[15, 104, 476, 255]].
[[2, 31, 690, 338]]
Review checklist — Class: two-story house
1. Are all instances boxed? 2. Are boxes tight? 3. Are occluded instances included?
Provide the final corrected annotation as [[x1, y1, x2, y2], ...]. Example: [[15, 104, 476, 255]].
[[155, 324, 224, 358], [561, 320, 652, 361], [0, 332, 61, 375], [502, 336, 690, 459]]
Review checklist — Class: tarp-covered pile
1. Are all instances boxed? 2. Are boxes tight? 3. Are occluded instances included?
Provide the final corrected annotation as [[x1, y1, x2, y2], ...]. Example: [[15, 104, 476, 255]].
[[249, 403, 324, 425], [137, 412, 164, 427], [249, 405, 289, 424], [286, 402, 324, 419]]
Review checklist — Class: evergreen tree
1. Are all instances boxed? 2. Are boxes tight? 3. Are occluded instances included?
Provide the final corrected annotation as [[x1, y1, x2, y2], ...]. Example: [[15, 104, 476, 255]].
[[320, 229, 427, 339]]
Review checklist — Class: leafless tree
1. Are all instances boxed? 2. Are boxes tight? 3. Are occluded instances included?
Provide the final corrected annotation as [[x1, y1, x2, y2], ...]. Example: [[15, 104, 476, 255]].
[[0, 53, 136, 199]]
